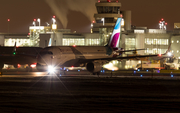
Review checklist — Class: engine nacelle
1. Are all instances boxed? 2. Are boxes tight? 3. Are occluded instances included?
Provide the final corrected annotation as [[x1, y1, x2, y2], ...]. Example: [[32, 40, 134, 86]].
[[86, 62, 102, 73]]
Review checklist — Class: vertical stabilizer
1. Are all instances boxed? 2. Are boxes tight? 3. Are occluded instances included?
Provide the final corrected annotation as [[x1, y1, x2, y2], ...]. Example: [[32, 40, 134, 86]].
[[108, 18, 122, 48]]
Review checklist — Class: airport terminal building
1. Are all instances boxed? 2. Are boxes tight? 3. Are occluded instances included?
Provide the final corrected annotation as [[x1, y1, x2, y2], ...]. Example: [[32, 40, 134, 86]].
[[1, 0, 180, 69]]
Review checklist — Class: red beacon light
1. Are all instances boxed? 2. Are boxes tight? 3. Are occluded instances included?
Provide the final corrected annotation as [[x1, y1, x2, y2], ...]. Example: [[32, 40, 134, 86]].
[[158, 54, 162, 57], [73, 45, 76, 47], [34, 19, 36, 21], [53, 15, 56, 18], [98, 0, 100, 3], [7, 19, 10, 22], [161, 18, 164, 21]]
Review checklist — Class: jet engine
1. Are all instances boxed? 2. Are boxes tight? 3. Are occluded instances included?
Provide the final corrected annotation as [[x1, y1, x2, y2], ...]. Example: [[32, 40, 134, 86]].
[[86, 62, 102, 73]]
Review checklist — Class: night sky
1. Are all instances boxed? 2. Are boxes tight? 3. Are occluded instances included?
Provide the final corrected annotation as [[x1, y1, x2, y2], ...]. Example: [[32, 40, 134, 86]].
[[0, 0, 180, 33]]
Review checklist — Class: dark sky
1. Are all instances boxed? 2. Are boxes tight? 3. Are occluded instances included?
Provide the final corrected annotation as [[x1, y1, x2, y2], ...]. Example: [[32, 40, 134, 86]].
[[0, 0, 180, 33]]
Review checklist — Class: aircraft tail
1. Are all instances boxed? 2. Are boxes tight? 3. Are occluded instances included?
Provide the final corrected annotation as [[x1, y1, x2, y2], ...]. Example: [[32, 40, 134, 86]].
[[108, 18, 122, 48]]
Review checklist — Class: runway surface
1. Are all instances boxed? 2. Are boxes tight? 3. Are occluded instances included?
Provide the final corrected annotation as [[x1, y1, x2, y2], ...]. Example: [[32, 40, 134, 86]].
[[0, 72, 180, 112]]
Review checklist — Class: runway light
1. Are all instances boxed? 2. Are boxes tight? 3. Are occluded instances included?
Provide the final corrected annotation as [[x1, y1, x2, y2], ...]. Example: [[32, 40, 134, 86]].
[[78, 70, 80, 72], [171, 75, 174, 78], [138, 69, 140, 72], [30, 63, 36, 68], [146, 70, 148, 72], [140, 75, 143, 77], [167, 52, 172, 56], [18, 64, 21, 68]]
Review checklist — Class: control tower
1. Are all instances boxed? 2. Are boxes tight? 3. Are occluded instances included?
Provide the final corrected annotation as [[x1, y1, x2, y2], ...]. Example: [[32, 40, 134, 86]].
[[92, 0, 131, 33]]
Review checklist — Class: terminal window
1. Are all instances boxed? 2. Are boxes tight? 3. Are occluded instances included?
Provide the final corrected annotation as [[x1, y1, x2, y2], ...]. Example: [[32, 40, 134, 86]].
[[145, 38, 168, 45]]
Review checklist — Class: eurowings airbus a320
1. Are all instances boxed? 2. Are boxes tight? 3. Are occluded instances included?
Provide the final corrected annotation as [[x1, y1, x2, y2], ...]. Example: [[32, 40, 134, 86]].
[[36, 18, 169, 75]]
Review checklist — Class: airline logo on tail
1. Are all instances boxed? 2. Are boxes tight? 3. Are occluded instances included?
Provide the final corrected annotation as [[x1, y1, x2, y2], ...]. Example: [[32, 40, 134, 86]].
[[108, 18, 122, 48]]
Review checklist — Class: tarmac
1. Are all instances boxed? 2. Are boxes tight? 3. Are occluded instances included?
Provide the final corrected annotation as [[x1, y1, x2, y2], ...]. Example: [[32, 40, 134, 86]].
[[0, 71, 180, 112]]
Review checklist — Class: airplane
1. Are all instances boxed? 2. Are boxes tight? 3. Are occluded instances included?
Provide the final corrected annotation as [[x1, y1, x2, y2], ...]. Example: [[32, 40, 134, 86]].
[[0, 46, 42, 70], [36, 18, 170, 75]]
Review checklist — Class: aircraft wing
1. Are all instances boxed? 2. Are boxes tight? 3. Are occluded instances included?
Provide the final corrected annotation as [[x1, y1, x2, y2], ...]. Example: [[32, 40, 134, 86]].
[[119, 49, 146, 52], [78, 54, 171, 64]]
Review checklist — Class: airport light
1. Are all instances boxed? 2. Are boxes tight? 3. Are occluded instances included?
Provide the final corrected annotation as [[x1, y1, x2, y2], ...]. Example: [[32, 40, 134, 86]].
[[91, 23, 93, 27], [46, 22, 49, 26], [167, 52, 172, 56], [8, 18, 10, 33], [52, 18, 56, 24], [159, 18, 167, 30], [101, 18, 105, 26], [33, 21, 35, 26], [37, 18, 41, 26]]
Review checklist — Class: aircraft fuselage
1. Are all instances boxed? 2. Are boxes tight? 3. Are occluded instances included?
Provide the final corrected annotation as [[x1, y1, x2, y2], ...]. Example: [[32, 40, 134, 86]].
[[37, 46, 113, 67]]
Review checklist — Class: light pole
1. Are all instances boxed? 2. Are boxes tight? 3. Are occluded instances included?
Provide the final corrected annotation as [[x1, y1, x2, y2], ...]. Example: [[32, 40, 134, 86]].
[[7, 19, 10, 34], [37, 18, 41, 32], [46, 22, 49, 26], [52, 18, 56, 24], [33, 19, 36, 26], [37, 18, 40, 26], [52, 16, 57, 46], [101, 18, 105, 26]]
